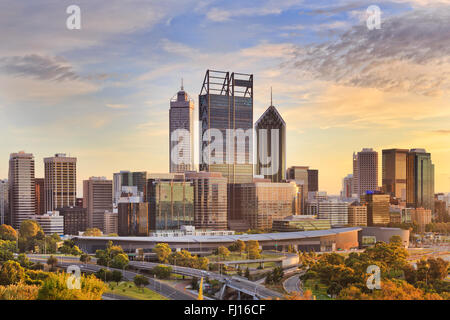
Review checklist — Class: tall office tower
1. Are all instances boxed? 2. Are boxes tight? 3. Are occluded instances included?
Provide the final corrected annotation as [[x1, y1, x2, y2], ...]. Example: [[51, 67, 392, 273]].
[[318, 200, 349, 227], [199, 70, 253, 184], [307, 169, 319, 192], [185, 172, 228, 230], [382, 149, 408, 200], [0, 180, 9, 225], [286, 166, 309, 213], [406, 149, 435, 212], [353, 148, 378, 197], [170, 82, 195, 173], [255, 96, 286, 182], [9, 152, 35, 229], [34, 178, 45, 215], [361, 192, 390, 226], [113, 171, 147, 203], [341, 174, 354, 199], [44, 153, 77, 212], [147, 176, 194, 230], [348, 201, 367, 226], [352, 153, 359, 196], [118, 202, 149, 236], [83, 177, 113, 231]]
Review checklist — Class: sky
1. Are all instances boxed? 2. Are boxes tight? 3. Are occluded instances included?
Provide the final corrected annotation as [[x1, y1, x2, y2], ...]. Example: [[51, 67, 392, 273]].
[[0, 0, 449, 196]]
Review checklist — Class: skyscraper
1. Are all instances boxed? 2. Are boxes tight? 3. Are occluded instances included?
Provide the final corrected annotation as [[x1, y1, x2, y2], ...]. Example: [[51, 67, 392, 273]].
[[382, 149, 408, 200], [406, 149, 434, 212], [83, 177, 113, 231], [361, 192, 390, 226], [199, 70, 253, 184], [286, 166, 309, 213], [307, 169, 319, 192], [113, 171, 147, 203], [341, 174, 354, 199], [0, 180, 9, 225], [44, 153, 77, 212], [255, 92, 286, 182], [170, 81, 195, 173], [353, 148, 378, 197], [9, 151, 35, 229]]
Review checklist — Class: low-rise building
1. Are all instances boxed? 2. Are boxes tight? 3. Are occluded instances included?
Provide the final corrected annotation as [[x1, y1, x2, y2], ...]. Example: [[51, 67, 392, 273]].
[[318, 200, 349, 227], [348, 202, 367, 226], [272, 215, 331, 232]]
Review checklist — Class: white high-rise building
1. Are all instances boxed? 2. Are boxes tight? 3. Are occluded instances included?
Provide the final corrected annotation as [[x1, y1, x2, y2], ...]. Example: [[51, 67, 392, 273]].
[[9, 151, 35, 229], [169, 81, 195, 173]]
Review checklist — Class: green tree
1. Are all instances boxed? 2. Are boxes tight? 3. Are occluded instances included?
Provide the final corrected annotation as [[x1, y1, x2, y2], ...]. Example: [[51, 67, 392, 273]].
[[0, 240, 16, 262], [111, 270, 123, 285], [83, 228, 103, 236], [0, 224, 17, 241], [245, 267, 250, 279], [0, 260, 26, 285], [111, 253, 129, 270], [153, 243, 172, 263], [16, 253, 32, 268], [152, 265, 172, 279], [80, 253, 91, 264], [133, 275, 149, 292], [95, 268, 113, 282], [46, 255, 58, 270]]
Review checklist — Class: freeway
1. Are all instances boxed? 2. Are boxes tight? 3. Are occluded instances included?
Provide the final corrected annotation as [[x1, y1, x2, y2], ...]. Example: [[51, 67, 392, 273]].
[[283, 274, 303, 295], [127, 260, 283, 300], [27, 255, 195, 300]]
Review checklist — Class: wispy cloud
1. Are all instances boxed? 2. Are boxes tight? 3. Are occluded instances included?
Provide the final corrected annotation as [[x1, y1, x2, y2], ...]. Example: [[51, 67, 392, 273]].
[[105, 104, 129, 109]]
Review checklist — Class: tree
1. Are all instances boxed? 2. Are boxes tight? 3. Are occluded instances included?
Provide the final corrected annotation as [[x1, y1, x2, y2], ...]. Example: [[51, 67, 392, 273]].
[[16, 253, 32, 268], [46, 255, 58, 270], [265, 267, 284, 285], [153, 243, 172, 263], [111, 253, 129, 270], [246, 240, 261, 260], [284, 289, 313, 300], [152, 265, 172, 279], [0, 283, 39, 300], [0, 260, 26, 285], [133, 275, 149, 292], [217, 246, 230, 260], [95, 268, 113, 282], [229, 240, 246, 256], [245, 267, 250, 279], [83, 228, 103, 237], [0, 240, 16, 262], [18, 220, 43, 253], [111, 270, 123, 285], [80, 253, 91, 264], [0, 224, 17, 241], [389, 235, 403, 247], [37, 273, 107, 300]]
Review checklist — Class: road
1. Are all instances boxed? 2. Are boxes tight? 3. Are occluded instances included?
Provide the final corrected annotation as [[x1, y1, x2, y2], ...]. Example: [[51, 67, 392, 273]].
[[283, 274, 303, 295], [28, 255, 195, 300], [127, 260, 283, 299]]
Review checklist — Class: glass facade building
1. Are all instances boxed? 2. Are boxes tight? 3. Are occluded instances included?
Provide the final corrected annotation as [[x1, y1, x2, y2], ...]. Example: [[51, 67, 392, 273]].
[[406, 149, 435, 212], [147, 178, 194, 230], [199, 70, 253, 184], [255, 105, 286, 182], [382, 149, 408, 200]]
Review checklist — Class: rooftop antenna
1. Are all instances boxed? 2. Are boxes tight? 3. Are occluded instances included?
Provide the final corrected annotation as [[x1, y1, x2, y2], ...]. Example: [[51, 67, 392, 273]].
[[270, 86, 273, 106], [181, 78, 184, 91]]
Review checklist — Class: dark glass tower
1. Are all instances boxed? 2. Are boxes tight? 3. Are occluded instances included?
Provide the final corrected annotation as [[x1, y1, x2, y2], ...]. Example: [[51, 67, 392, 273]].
[[406, 149, 434, 212], [199, 70, 253, 184], [255, 100, 286, 182]]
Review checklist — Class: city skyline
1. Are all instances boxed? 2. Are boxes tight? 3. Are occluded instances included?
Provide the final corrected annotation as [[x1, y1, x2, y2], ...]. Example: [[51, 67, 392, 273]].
[[0, 1, 449, 195]]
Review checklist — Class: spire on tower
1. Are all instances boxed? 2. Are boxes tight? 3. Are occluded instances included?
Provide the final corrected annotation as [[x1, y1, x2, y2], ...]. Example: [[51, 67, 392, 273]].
[[181, 78, 184, 91], [270, 86, 273, 106]]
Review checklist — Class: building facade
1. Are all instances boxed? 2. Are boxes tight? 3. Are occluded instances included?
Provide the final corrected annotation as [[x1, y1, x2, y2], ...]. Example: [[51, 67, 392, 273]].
[[287, 166, 309, 214], [232, 180, 297, 230], [170, 83, 195, 173], [406, 149, 434, 213], [59, 207, 88, 235], [348, 202, 367, 226], [35, 178, 45, 215], [0, 180, 9, 225], [44, 154, 77, 212], [353, 148, 378, 198], [199, 70, 253, 184], [255, 104, 286, 183], [9, 152, 35, 229], [411, 207, 432, 232], [341, 174, 354, 199], [307, 169, 319, 192], [118, 202, 149, 236], [318, 200, 349, 227], [104, 211, 118, 235], [147, 177, 194, 230], [113, 171, 147, 204], [186, 172, 228, 230], [361, 193, 390, 226], [83, 177, 113, 231], [382, 149, 408, 200], [34, 212, 64, 235]]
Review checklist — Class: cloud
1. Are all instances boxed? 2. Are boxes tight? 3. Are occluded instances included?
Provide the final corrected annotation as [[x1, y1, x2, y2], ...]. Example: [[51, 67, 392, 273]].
[[105, 104, 129, 109], [0, 55, 78, 81], [288, 7, 450, 96], [431, 130, 450, 135]]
